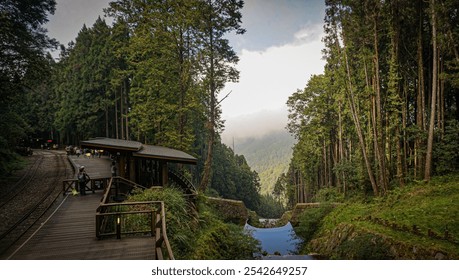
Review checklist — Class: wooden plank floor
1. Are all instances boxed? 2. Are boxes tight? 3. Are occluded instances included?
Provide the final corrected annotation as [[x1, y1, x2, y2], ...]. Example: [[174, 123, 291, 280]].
[[6, 192, 156, 260], [68, 154, 112, 179]]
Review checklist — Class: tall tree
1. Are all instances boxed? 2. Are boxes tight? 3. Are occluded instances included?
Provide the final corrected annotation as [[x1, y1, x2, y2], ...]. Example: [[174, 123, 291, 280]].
[[211, 141, 261, 211], [424, 0, 438, 181], [281, 0, 459, 205], [54, 21, 114, 144], [196, 0, 245, 192], [0, 0, 57, 174]]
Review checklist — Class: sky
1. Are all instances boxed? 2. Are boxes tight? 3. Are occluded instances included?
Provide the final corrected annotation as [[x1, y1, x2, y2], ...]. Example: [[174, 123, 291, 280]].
[[45, 0, 326, 141]]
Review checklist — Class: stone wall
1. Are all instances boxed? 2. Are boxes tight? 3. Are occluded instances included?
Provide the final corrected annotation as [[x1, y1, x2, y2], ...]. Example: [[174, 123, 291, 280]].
[[206, 197, 248, 226]]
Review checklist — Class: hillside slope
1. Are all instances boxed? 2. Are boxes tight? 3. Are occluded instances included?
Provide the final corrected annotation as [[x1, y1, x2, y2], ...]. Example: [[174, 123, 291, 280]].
[[297, 174, 459, 259], [234, 130, 295, 195]]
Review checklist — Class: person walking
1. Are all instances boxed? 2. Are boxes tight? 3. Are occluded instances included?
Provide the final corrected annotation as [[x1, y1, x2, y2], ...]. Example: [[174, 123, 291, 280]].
[[77, 166, 90, 195]]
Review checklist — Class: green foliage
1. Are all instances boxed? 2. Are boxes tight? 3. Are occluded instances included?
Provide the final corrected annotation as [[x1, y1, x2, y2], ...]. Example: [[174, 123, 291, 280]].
[[334, 233, 393, 260], [128, 187, 196, 257], [313, 188, 345, 203], [295, 205, 334, 246], [127, 188, 259, 259], [0, 0, 56, 168], [283, 0, 459, 204], [235, 130, 295, 195], [256, 194, 286, 219], [0, 137, 25, 176], [54, 18, 116, 143], [309, 173, 459, 258], [189, 219, 259, 260], [190, 195, 260, 259], [433, 120, 459, 175], [211, 141, 261, 211]]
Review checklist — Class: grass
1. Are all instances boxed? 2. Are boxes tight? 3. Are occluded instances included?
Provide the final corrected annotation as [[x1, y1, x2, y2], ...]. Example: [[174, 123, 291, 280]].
[[302, 173, 459, 259], [127, 187, 260, 259]]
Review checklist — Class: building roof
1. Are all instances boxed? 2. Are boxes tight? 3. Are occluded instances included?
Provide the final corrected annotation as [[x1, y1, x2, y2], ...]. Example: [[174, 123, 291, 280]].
[[134, 144, 197, 164], [81, 137, 197, 164]]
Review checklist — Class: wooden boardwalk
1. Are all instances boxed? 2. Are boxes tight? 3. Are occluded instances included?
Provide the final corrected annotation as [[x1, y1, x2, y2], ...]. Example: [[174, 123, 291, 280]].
[[6, 191, 156, 260], [3, 155, 157, 260]]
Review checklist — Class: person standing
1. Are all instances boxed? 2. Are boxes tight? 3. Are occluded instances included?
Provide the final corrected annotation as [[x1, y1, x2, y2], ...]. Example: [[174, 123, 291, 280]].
[[77, 166, 90, 195], [111, 161, 117, 177]]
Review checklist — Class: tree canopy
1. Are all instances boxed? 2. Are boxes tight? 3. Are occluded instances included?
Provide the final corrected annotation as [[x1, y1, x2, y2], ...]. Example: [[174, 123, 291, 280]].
[[0, 0, 57, 175], [278, 0, 459, 205]]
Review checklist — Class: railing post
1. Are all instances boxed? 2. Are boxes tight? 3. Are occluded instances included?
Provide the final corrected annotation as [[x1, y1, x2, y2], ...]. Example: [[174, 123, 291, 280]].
[[96, 214, 100, 239], [116, 214, 121, 239], [151, 210, 156, 237]]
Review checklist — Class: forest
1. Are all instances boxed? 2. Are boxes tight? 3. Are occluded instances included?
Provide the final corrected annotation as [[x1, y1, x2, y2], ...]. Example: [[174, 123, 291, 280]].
[[0, 0, 273, 216], [274, 0, 459, 206], [1, 0, 458, 220]]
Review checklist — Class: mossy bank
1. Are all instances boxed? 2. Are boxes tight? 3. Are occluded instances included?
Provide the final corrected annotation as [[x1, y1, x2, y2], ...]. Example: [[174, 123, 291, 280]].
[[294, 174, 459, 259]]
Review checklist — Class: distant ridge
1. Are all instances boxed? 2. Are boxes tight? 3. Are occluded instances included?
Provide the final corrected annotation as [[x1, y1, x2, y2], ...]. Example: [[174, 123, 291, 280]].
[[233, 130, 295, 195]]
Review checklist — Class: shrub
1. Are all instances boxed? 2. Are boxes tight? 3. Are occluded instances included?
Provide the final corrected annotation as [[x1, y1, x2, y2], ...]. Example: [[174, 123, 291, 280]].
[[334, 233, 394, 260], [128, 187, 196, 257], [295, 204, 334, 245], [189, 220, 260, 260], [313, 187, 345, 203]]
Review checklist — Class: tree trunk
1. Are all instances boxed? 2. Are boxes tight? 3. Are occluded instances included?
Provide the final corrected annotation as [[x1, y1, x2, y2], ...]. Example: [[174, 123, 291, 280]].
[[199, 13, 216, 192], [415, 4, 426, 179], [372, 10, 388, 194], [338, 100, 346, 194], [124, 78, 129, 140], [115, 88, 119, 139], [120, 83, 124, 140], [343, 47, 379, 196], [105, 105, 109, 138], [425, 0, 438, 181]]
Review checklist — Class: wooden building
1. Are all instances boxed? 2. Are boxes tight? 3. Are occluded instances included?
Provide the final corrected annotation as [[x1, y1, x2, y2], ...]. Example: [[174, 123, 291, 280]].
[[81, 138, 197, 189]]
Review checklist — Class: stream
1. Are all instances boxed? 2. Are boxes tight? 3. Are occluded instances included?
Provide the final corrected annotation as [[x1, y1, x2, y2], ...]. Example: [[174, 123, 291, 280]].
[[244, 222, 315, 260]]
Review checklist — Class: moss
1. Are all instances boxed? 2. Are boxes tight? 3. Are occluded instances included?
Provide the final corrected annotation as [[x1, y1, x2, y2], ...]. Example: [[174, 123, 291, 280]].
[[335, 232, 394, 259], [205, 196, 248, 225], [305, 173, 459, 259], [294, 205, 334, 245], [189, 220, 260, 260]]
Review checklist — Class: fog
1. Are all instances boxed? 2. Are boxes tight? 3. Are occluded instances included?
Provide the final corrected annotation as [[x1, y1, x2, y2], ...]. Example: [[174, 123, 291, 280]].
[[221, 107, 289, 145]]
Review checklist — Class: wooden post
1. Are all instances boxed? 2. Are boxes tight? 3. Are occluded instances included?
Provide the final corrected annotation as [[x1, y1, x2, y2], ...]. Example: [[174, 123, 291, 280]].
[[160, 161, 168, 186], [129, 156, 136, 182], [151, 210, 156, 237], [116, 214, 121, 239], [119, 155, 126, 178], [96, 214, 101, 239]]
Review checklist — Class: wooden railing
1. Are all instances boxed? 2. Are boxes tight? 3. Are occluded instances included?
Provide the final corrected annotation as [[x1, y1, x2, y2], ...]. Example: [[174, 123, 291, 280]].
[[95, 177, 174, 260], [154, 202, 174, 260], [168, 169, 197, 195], [62, 177, 111, 196]]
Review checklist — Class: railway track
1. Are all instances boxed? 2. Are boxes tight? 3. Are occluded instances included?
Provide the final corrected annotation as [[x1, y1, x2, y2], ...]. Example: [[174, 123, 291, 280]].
[[0, 150, 74, 256], [0, 152, 44, 209]]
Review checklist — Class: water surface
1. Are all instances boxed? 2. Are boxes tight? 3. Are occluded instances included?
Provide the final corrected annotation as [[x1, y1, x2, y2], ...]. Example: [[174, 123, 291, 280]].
[[244, 222, 308, 257]]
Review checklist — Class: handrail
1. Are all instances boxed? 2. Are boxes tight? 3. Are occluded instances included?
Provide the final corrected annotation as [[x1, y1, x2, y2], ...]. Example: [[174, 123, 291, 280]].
[[168, 169, 197, 195], [62, 177, 111, 196], [96, 176, 174, 260], [158, 201, 174, 260]]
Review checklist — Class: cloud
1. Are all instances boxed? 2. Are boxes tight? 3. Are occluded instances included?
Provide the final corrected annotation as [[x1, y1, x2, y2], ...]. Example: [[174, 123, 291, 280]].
[[221, 108, 289, 144], [293, 23, 324, 44], [221, 24, 326, 119], [229, 0, 326, 52]]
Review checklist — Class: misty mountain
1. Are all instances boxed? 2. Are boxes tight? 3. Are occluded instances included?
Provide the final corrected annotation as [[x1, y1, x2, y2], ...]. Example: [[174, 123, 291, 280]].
[[232, 129, 296, 195]]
